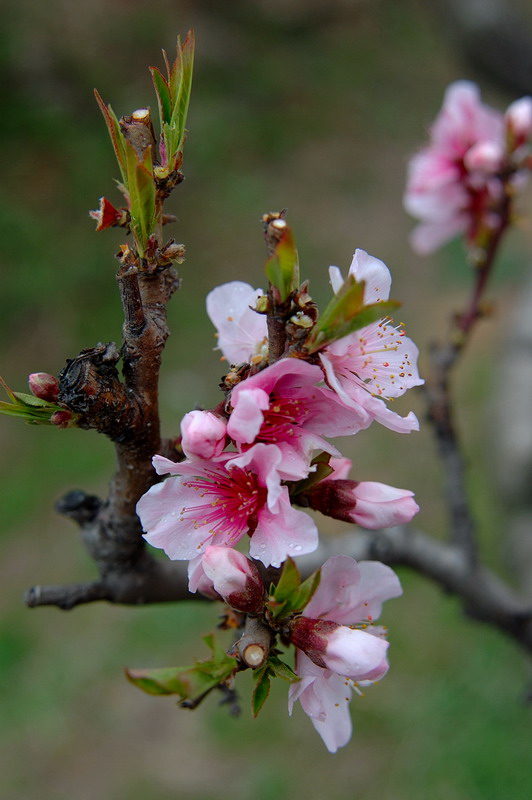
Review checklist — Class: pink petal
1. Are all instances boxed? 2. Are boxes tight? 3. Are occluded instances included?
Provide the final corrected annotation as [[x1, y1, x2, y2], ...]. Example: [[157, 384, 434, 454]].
[[137, 478, 210, 560], [304, 555, 362, 621], [324, 626, 389, 680], [352, 481, 420, 529], [227, 387, 270, 444], [206, 281, 267, 364], [289, 652, 353, 753], [249, 489, 318, 567], [347, 249, 392, 303]]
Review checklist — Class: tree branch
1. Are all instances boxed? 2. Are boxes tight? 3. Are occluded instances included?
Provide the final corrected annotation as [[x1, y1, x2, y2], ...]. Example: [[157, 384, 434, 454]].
[[425, 192, 512, 564], [298, 526, 532, 653]]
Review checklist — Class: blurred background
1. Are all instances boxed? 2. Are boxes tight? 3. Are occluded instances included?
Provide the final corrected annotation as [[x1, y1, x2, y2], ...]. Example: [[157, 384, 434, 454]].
[[2, 0, 532, 798]]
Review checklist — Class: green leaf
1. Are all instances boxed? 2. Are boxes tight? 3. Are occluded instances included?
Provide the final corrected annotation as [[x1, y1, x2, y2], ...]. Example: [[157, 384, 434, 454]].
[[251, 668, 271, 717], [306, 274, 365, 351], [126, 652, 237, 705], [169, 31, 195, 158], [0, 378, 65, 425], [272, 558, 301, 604], [0, 402, 52, 421], [150, 67, 172, 126], [267, 655, 300, 683], [125, 666, 190, 696], [291, 569, 321, 613], [268, 558, 305, 619], [126, 634, 238, 705], [307, 274, 400, 352], [157, 30, 195, 169], [290, 452, 334, 496], [264, 228, 299, 302], [124, 139, 156, 256], [94, 90, 127, 184], [12, 391, 55, 409]]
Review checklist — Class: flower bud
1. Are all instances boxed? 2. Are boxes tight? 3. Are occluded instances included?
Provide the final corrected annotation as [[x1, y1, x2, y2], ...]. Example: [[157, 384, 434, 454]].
[[28, 372, 60, 403], [505, 97, 532, 146], [180, 409, 227, 460], [187, 556, 222, 601], [290, 616, 389, 681], [201, 546, 265, 613], [305, 479, 419, 529], [50, 409, 75, 428], [464, 141, 504, 173]]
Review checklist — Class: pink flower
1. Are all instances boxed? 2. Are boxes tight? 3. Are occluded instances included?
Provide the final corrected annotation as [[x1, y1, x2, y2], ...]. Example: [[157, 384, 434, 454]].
[[206, 281, 268, 365], [136, 444, 318, 567], [188, 546, 265, 612], [404, 81, 507, 254], [180, 409, 227, 460], [303, 457, 419, 529], [227, 358, 369, 479], [320, 250, 423, 434], [288, 555, 402, 752]]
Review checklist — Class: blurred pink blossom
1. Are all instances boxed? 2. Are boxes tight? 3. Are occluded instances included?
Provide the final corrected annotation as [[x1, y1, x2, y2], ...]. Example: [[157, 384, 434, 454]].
[[404, 81, 505, 254]]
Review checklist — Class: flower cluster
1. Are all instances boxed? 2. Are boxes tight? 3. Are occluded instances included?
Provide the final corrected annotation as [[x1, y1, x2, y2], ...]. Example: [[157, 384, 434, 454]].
[[135, 242, 421, 749], [138, 249, 421, 568], [185, 547, 402, 752], [404, 81, 532, 254]]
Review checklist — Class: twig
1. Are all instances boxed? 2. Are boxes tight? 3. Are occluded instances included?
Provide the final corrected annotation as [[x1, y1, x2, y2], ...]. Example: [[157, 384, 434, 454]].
[[425, 192, 512, 564]]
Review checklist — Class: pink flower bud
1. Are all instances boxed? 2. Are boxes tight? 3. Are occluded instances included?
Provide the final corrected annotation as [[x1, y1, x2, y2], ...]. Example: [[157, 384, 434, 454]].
[[305, 479, 419, 529], [50, 409, 74, 428], [505, 97, 532, 144], [290, 616, 389, 681], [180, 410, 227, 460], [464, 141, 504, 173], [187, 556, 223, 601], [201, 546, 265, 613], [28, 372, 60, 402], [349, 481, 419, 528]]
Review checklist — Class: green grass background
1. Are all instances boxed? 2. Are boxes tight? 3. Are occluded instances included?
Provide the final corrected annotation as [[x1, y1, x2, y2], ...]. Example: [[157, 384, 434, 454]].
[[1, 1, 532, 797]]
